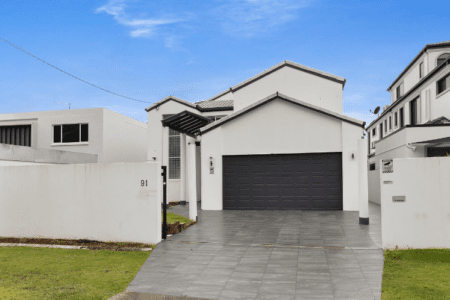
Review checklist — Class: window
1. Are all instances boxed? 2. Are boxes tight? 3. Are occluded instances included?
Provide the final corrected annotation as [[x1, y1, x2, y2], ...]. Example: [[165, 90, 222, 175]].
[[53, 124, 88, 143], [437, 53, 450, 66], [389, 116, 392, 130], [394, 111, 398, 127], [369, 163, 376, 171], [419, 62, 424, 78], [437, 73, 450, 95], [372, 128, 376, 137], [0, 125, 32, 147], [399, 107, 404, 128], [410, 98, 418, 126], [384, 119, 387, 132], [163, 115, 181, 179], [396, 82, 404, 99], [371, 142, 375, 149], [380, 123, 383, 139]]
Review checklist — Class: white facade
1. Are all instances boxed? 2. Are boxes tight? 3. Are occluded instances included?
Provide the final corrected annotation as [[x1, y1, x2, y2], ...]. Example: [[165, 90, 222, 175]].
[[367, 42, 450, 204], [200, 97, 363, 210], [0, 108, 148, 164], [146, 61, 367, 212], [381, 157, 450, 249]]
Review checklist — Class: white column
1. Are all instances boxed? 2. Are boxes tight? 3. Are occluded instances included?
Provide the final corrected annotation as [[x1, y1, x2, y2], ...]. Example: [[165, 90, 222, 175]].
[[161, 126, 169, 204], [358, 138, 369, 225], [187, 138, 198, 221], [179, 133, 187, 203]]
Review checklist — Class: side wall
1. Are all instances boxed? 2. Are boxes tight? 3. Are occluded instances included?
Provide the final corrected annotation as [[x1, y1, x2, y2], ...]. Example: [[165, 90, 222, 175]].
[[102, 109, 147, 163], [201, 98, 363, 210], [341, 122, 363, 211], [0, 162, 162, 244], [233, 66, 343, 114], [381, 157, 450, 249]]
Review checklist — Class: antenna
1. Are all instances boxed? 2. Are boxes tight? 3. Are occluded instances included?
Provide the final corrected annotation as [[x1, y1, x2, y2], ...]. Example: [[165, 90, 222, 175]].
[[55, 101, 71, 110], [370, 106, 380, 117]]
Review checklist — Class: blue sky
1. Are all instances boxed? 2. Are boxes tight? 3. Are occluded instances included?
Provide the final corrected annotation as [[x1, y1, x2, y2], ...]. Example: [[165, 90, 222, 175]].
[[1, 0, 448, 124]]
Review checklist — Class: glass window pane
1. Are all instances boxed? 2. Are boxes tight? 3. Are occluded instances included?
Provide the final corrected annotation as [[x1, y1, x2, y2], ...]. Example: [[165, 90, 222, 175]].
[[169, 136, 180, 157], [81, 124, 88, 142], [169, 158, 180, 179], [62, 124, 80, 143], [54, 125, 61, 143]]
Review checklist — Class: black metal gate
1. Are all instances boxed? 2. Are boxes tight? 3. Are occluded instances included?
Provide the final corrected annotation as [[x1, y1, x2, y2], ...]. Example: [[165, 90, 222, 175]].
[[161, 166, 168, 240]]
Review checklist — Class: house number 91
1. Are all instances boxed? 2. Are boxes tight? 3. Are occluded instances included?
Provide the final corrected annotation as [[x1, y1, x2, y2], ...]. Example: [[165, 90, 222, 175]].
[[141, 180, 148, 186]]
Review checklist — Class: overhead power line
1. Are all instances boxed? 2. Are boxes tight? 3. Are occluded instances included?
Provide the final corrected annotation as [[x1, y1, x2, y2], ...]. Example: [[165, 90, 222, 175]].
[[1, 37, 151, 104]]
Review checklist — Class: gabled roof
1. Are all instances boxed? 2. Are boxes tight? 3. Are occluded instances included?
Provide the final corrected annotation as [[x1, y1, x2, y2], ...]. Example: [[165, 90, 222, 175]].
[[425, 116, 450, 125], [199, 60, 347, 103], [199, 92, 365, 135], [145, 96, 196, 112], [387, 41, 450, 91], [145, 96, 233, 113]]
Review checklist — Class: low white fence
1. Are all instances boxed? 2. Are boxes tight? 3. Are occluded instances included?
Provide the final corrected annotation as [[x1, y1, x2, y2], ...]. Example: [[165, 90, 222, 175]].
[[0, 162, 161, 244], [381, 157, 450, 249]]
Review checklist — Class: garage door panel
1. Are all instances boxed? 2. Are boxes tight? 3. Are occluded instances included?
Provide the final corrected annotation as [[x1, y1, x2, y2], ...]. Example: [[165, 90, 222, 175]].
[[223, 153, 342, 210]]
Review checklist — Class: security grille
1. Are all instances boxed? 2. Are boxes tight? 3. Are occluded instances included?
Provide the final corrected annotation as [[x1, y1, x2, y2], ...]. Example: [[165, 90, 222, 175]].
[[0, 125, 32, 147]]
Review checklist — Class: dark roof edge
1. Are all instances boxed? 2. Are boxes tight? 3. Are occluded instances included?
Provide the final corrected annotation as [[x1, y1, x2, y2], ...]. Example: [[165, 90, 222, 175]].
[[201, 61, 346, 104], [145, 96, 196, 112], [387, 42, 450, 91], [200, 93, 364, 135], [196, 106, 233, 112], [366, 57, 450, 131]]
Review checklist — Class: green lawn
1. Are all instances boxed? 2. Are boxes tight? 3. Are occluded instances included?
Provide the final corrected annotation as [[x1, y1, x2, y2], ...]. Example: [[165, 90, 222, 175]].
[[382, 249, 450, 299], [164, 211, 193, 224], [0, 246, 154, 300]]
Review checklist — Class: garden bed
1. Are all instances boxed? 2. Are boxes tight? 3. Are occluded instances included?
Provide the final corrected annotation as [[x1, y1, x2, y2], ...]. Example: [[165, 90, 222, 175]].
[[0, 237, 155, 251]]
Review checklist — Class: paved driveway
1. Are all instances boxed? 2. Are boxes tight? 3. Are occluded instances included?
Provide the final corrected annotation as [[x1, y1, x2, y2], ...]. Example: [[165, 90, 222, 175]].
[[127, 202, 383, 300]]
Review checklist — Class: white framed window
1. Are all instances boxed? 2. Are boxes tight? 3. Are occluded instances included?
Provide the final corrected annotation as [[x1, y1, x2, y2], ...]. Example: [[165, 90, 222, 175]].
[[396, 82, 404, 100], [384, 119, 387, 133], [394, 111, 398, 128], [419, 62, 424, 78], [437, 73, 450, 95], [53, 124, 88, 144], [437, 53, 450, 66], [163, 114, 181, 179]]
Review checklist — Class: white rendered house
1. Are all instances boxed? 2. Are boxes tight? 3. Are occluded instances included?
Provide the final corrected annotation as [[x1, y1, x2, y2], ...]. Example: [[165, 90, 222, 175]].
[[0, 108, 147, 165], [147, 61, 368, 212], [366, 41, 450, 204]]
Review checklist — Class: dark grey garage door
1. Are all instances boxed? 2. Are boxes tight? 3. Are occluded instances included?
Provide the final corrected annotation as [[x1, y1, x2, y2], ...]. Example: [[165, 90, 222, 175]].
[[223, 153, 343, 210]]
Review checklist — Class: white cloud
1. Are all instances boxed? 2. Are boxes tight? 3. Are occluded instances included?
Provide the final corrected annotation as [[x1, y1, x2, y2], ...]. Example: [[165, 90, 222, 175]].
[[216, 0, 312, 36], [96, 0, 185, 39]]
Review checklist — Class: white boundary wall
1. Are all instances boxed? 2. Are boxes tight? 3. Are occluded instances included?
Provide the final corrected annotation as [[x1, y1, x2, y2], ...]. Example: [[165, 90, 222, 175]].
[[0, 162, 162, 244], [381, 157, 450, 249]]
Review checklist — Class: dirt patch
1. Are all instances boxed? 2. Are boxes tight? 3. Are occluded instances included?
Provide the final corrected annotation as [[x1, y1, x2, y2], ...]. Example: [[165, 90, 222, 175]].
[[165, 221, 197, 235], [0, 237, 154, 251], [168, 201, 180, 208]]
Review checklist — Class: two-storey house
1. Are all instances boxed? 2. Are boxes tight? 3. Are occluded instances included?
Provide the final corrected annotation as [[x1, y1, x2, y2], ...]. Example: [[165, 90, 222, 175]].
[[367, 42, 450, 204], [147, 60, 368, 212]]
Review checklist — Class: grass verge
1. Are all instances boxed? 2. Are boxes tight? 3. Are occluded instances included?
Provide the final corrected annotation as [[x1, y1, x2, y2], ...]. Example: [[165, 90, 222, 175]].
[[0, 246, 152, 299], [165, 211, 193, 224], [382, 248, 450, 299]]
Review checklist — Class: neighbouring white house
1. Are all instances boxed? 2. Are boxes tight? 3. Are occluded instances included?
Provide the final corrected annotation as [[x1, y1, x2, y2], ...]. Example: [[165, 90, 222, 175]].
[[0, 107, 148, 165], [146, 60, 368, 212], [366, 41, 450, 204]]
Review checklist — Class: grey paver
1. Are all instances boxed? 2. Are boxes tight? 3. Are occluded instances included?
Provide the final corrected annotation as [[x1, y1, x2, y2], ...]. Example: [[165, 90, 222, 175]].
[[127, 202, 383, 300]]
